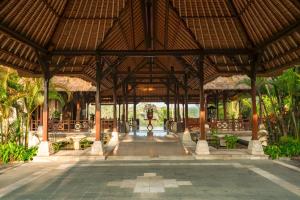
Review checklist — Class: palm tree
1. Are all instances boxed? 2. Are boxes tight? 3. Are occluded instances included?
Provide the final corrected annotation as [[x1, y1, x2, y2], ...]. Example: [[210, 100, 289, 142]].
[[22, 78, 67, 148], [0, 66, 25, 143]]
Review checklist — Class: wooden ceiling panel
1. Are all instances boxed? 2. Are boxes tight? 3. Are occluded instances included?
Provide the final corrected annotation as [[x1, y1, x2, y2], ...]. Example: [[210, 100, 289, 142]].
[[0, 0, 299, 98]]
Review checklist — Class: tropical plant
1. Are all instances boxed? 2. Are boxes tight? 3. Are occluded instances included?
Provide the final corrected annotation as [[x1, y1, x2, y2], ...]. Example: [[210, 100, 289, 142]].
[[0, 65, 69, 148], [224, 135, 238, 149], [0, 67, 25, 143], [0, 142, 37, 164], [264, 136, 300, 159], [237, 67, 300, 142]]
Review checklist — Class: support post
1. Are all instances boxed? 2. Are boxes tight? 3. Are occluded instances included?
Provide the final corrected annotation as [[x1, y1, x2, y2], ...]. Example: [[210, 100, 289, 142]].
[[133, 85, 137, 121], [166, 79, 170, 121], [125, 82, 128, 123], [166, 80, 170, 133], [195, 56, 209, 155], [174, 82, 177, 122], [184, 72, 189, 132], [118, 99, 121, 121], [76, 98, 81, 121], [133, 84, 137, 133], [248, 54, 264, 155], [91, 56, 103, 155], [122, 83, 126, 122], [42, 73, 49, 142], [112, 70, 118, 133], [37, 53, 51, 156]]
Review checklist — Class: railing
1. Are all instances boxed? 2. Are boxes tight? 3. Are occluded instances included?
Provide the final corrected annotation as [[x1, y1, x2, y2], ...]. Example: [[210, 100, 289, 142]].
[[188, 118, 251, 131], [30, 119, 115, 132]]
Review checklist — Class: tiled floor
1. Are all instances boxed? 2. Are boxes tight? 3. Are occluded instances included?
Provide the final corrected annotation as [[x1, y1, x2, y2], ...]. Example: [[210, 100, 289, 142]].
[[0, 160, 300, 199], [116, 133, 186, 156]]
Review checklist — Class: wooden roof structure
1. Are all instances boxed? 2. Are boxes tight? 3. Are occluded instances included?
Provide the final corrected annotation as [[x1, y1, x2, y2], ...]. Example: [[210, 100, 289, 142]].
[[1, 0, 300, 101]]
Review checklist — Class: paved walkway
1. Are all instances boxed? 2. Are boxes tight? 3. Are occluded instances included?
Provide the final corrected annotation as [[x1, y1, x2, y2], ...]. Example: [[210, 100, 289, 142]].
[[115, 135, 186, 157], [0, 160, 299, 199]]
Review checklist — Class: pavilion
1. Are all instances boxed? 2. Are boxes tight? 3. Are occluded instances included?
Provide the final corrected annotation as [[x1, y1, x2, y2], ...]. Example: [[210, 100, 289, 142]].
[[0, 0, 299, 156]]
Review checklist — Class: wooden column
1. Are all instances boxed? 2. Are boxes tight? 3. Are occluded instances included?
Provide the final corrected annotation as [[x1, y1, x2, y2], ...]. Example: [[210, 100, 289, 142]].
[[118, 99, 121, 121], [182, 100, 184, 123], [166, 80, 170, 121], [42, 73, 50, 142], [122, 83, 126, 122], [112, 69, 118, 132], [125, 82, 128, 122], [215, 93, 219, 120], [95, 58, 103, 141], [205, 94, 208, 121], [76, 98, 81, 121], [184, 72, 189, 129], [177, 84, 181, 121], [174, 82, 177, 121], [251, 62, 258, 140], [198, 56, 206, 140], [133, 85, 137, 121]]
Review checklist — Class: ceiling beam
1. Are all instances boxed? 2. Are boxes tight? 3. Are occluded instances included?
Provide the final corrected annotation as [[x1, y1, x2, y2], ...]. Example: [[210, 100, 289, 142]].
[[116, 70, 185, 75], [0, 23, 47, 53], [140, 0, 151, 48], [227, 0, 254, 48], [259, 20, 300, 50], [51, 48, 255, 56], [164, 0, 169, 49], [129, 0, 135, 49]]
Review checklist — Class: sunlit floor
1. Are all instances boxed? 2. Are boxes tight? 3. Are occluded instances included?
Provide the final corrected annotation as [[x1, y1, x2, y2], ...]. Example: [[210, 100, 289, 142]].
[[128, 128, 167, 137], [1, 160, 300, 199], [116, 129, 185, 156]]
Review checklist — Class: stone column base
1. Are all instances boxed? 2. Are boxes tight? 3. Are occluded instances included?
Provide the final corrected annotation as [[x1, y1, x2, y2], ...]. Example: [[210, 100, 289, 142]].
[[37, 141, 51, 157], [248, 140, 265, 155], [182, 129, 195, 147], [195, 140, 210, 155], [91, 141, 103, 155]]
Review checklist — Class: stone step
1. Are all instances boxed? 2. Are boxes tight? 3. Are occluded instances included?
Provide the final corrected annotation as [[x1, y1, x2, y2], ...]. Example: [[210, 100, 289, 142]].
[[33, 155, 105, 162]]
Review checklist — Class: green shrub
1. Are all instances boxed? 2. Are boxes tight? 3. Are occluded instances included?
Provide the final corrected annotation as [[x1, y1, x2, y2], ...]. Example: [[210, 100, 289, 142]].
[[264, 145, 281, 159], [224, 135, 238, 149], [0, 142, 37, 164], [80, 139, 92, 149], [264, 136, 300, 159]]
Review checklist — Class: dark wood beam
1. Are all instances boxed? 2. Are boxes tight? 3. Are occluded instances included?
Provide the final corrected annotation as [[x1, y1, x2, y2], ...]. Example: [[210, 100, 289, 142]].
[[115, 59, 148, 89], [259, 20, 300, 50], [116, 70, 185, 75], [140, 0, 151, 48], [227, 0, 254, 48], [51, 48, 255, 56], [164, 0, 169, 49], [96, 1, 130, 50], [129, 0, 135, 49], [0, 23, 47, 53], [100, 56, 126, 80]]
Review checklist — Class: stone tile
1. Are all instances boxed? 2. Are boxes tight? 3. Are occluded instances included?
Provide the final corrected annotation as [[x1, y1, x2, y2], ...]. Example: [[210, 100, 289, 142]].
[[163, 179, 178, 188], [133, 186, 149, 193]]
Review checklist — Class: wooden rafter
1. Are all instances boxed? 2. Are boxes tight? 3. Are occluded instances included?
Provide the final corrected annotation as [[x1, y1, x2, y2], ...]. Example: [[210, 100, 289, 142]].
[[259, 20, 300, 50], [129, 0, 135, 49], [226, 0, 254, 48], [0, 23, 47, 53], [52, 48, 255, 56], [164, 0, 169, 49]]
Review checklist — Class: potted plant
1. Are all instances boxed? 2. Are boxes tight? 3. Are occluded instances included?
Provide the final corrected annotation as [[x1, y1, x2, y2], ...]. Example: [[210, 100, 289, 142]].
[[144, 104, 157, 120]]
